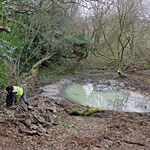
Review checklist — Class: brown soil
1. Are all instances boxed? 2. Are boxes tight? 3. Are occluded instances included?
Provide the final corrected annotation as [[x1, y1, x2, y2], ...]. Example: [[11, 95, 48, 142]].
[[0, 71, 150, 150]]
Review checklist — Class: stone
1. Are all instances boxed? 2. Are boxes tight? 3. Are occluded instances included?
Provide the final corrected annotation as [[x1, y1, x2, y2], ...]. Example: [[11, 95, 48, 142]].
[[31, 124, 38, 130], [25, 119, 31, 128]]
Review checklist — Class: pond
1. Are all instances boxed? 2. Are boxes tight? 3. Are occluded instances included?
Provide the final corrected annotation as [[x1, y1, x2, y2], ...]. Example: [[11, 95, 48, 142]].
[[63, 82, 150, 113]]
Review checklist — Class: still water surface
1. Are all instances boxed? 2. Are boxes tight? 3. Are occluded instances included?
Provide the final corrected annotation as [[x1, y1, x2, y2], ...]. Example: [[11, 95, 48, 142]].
[[64, 83, 150, 112]]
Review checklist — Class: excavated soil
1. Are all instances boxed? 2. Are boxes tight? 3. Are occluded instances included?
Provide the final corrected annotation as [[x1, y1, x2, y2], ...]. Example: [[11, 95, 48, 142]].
[[0, 71, 150, 150]]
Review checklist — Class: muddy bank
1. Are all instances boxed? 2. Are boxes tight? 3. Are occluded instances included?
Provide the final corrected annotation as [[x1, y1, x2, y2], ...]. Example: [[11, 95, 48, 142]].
[[0, 73, 150, 150]]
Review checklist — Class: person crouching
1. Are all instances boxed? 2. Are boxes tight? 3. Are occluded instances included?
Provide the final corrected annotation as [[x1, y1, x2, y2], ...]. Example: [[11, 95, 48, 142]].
[[6, 86, 29, 107]]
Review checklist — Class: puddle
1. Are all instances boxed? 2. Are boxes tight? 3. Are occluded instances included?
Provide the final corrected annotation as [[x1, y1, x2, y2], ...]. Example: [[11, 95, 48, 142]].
[[63, 83, 150, 112]]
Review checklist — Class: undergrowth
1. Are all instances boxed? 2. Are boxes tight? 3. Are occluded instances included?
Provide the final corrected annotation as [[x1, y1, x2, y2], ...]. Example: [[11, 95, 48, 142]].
[[37, 66, 68, 81]]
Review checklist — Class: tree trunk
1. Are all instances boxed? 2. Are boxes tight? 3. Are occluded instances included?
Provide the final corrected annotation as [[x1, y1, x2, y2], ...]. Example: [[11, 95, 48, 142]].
[[117, 62, 126, 78], [29, 53, 56, 75]]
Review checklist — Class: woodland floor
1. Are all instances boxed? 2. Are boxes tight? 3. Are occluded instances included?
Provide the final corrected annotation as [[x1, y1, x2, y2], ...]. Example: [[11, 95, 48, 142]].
[[0, 70, 150, 150]]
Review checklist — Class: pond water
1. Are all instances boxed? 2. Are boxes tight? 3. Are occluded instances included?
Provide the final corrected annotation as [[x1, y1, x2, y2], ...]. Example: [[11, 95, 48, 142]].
[[63, 83, 150, 112]]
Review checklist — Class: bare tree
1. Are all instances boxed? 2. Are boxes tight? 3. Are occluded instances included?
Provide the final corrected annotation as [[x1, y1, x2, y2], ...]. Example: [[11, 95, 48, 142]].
[[89, 0, 146, 77]]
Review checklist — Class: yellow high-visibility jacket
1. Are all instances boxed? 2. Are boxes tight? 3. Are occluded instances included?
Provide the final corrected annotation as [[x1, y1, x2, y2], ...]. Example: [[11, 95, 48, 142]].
[[12, 86, 23, 98]]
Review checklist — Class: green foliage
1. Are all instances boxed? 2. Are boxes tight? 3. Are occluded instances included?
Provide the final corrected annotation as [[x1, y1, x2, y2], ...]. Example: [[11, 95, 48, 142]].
[[64, 33, 91, 45], [38, 67, 65, 81], [141, 61, 150, 70], [1, 0, 93, 77], [0, 59, 8, 89], [13, 1, 69, 73], [51, 33, 92, 62], [0, 24, 24, 60], [0, 0, 15, 25]]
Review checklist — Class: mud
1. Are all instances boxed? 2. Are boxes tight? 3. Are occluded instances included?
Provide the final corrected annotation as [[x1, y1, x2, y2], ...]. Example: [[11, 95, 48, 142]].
[[0, 72, 150, 150]]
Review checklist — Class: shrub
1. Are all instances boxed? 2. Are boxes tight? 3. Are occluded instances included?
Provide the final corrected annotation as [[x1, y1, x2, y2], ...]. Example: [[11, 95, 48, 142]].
[[0, 60, 8, 89]]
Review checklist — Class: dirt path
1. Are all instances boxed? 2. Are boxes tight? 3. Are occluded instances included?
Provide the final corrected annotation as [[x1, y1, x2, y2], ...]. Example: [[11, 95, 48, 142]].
[[0, 73, 150, 150]]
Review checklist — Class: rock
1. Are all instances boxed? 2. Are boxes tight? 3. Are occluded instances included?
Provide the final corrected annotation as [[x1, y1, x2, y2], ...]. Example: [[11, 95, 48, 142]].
[[28, 106, 34, 110], [25, 119, 31, 128], [52, 114, 57, 119], [19, 128, 40, 136], [4, 109, 15, 117], [52, 122, 58, 126], [33, 112, 45, 124], [15, 113, 26, 118], [30, 124, 39, 130], [93, 147, 101, 150], [37, 102, 47, 113], [48, 106, 57, 113], [37, 125, 47, 133], [119, 82, 125, 87]]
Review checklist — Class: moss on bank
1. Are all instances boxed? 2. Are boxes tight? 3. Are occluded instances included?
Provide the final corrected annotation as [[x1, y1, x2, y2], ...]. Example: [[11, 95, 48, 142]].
[[69, 107, 104, 116]]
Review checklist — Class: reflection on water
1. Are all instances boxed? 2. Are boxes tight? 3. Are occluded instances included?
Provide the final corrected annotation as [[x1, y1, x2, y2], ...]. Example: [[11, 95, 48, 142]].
[[64, 83, 150, 112]]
